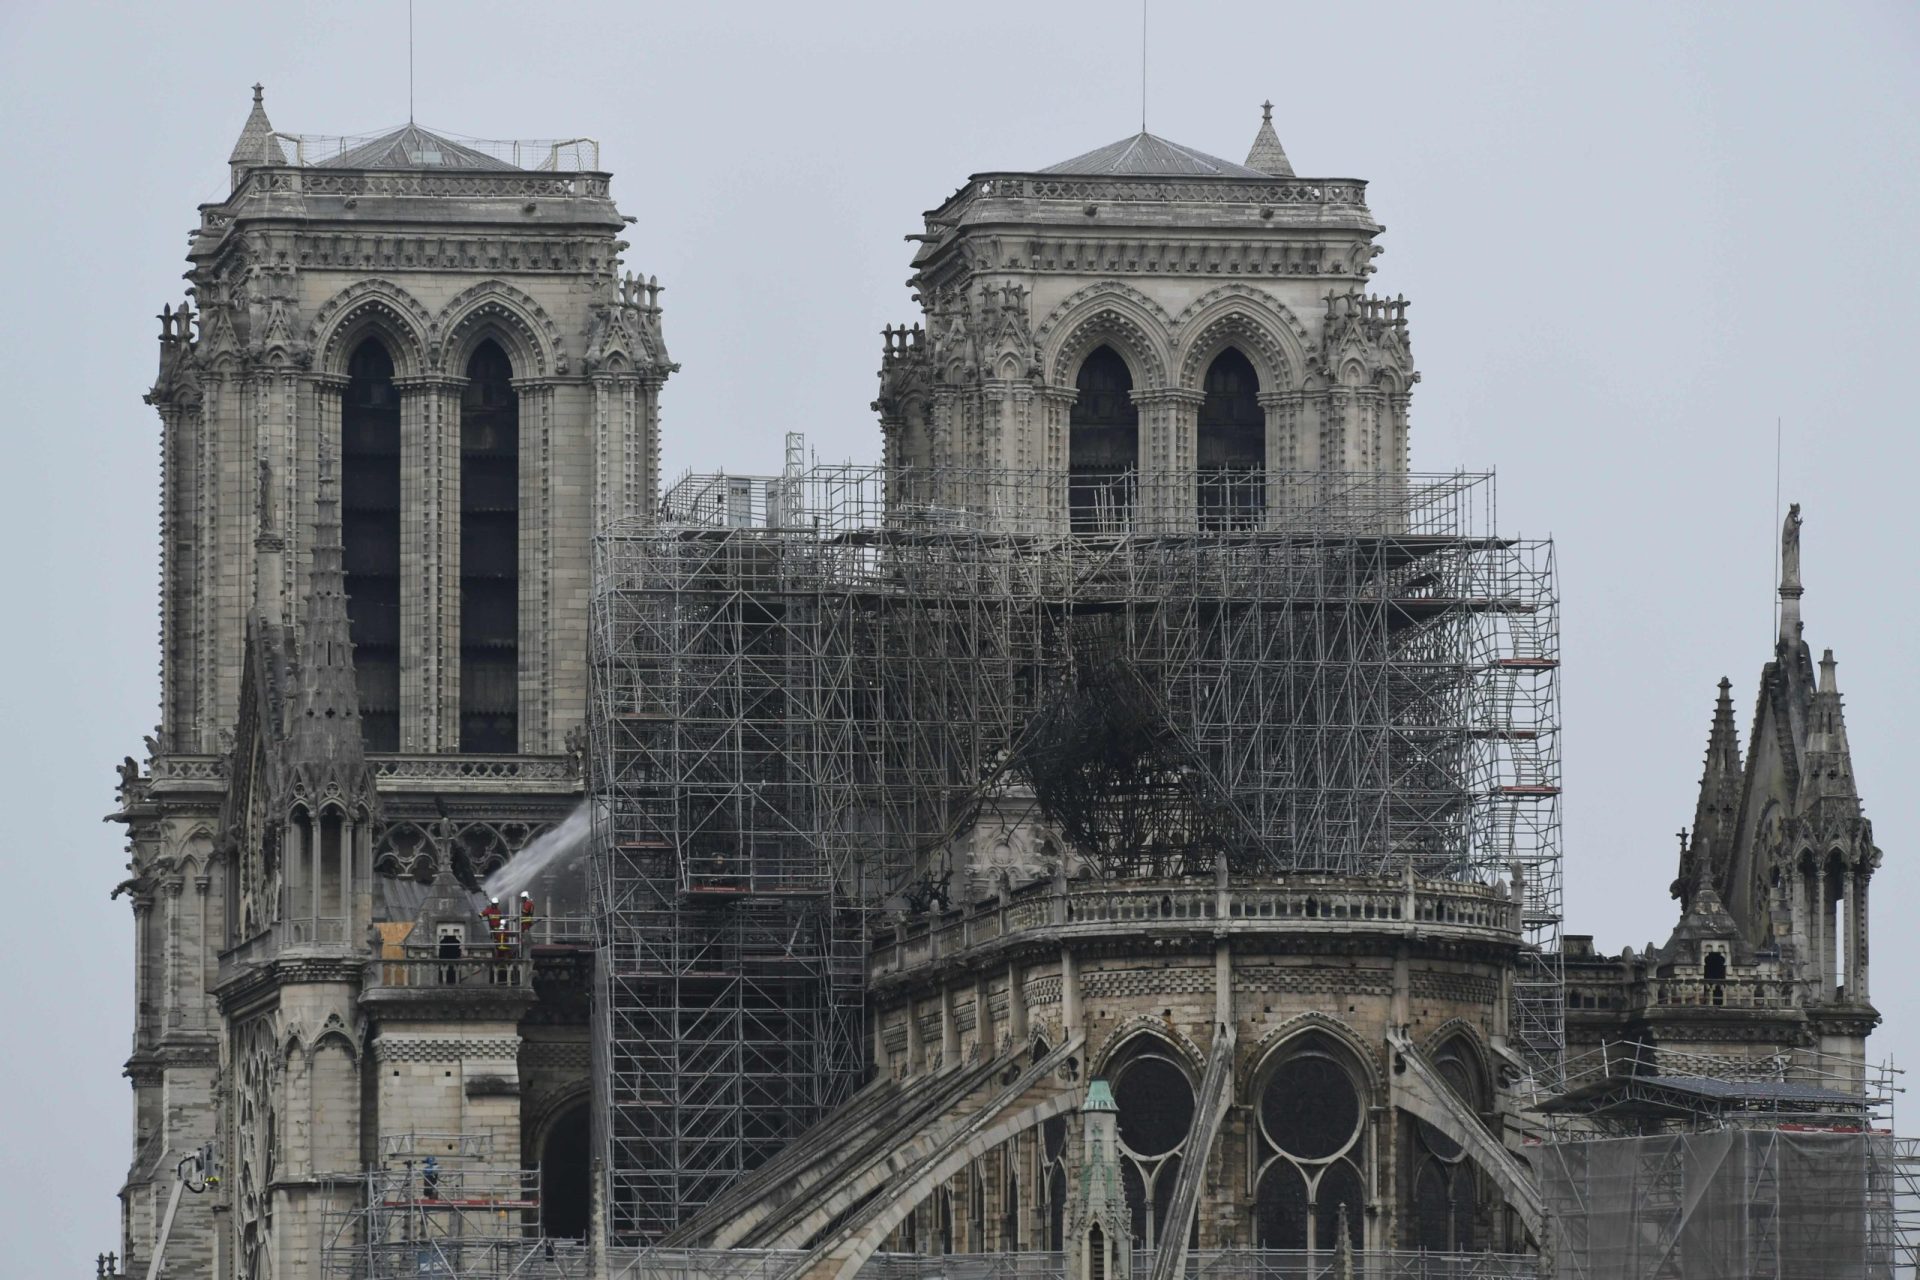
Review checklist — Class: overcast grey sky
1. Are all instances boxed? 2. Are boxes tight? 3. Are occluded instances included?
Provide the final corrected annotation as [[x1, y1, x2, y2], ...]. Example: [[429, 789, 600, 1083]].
[[3, 0, 1916, 1269]]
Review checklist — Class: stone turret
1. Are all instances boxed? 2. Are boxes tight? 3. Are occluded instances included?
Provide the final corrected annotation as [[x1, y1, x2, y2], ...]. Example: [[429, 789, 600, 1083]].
[[227, 83, 286, 190], [1244, 101, 1294, 177], [1065, 1080, 1131, 1280]]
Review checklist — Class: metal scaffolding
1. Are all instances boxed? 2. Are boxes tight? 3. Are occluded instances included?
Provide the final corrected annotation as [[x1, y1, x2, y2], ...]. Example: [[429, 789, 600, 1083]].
[[318, 1134, 586, 1279], [588, 457, 1562, 1242]]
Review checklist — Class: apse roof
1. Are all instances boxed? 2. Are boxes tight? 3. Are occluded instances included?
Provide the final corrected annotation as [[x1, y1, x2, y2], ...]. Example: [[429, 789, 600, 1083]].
[[1039, 131, 1272, 179], [318, 123, 520, 171]]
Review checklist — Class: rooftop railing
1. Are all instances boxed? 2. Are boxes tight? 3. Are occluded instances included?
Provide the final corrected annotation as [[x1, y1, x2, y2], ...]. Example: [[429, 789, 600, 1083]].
[[273, 130, 600, 171]]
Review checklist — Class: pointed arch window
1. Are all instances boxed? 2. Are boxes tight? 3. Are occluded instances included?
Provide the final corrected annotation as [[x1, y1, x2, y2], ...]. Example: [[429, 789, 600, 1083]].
[[341, 339, 401, 751], [1107, 1039, 1195, 1252], [1251, 1032, 1368, 1252], [460, 340, 519, 753], [1069, 346, 1138, 533], [1197, 348, 1264, 531]]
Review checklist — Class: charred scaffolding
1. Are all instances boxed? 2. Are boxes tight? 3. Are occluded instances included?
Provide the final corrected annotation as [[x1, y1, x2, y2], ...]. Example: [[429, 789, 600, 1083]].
[[588, 459, 1562, 1242]]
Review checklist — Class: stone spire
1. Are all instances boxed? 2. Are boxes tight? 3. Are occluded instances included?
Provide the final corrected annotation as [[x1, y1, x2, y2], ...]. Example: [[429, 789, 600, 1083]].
[[282, 453, 375, 811], [1244, 100, 1295, 177], [228, 82, 288, 191], [1798, 649, 1860, 810], [1677, 677, 1743, 906]]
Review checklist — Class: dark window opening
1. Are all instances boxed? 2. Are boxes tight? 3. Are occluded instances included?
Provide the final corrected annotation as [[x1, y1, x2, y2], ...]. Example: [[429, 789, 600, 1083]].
[[460, 340, 519, 752], [1197, 348, 1264, 531], [342, 339, 401, 750], [1314, 1160, 1368, 1251], [540, 1102, 591, 1238], [1254, 1161, 1308, 1249], [1069, 346, 1138, 533], [1261, 1049, 1361, 1161], [1113, 1055, 1194, 1158]]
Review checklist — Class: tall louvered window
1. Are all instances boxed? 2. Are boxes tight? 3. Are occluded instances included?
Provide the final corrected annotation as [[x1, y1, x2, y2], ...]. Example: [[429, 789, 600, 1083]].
[[1068, 345, 1138, 533], [1197, 347, 1264, 530], [459, 340, 519, 752], [341, 339, 401, 750]]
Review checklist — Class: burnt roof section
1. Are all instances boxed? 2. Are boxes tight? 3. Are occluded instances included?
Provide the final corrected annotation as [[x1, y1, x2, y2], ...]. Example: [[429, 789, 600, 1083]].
[[1040, 131, 1273, 179]]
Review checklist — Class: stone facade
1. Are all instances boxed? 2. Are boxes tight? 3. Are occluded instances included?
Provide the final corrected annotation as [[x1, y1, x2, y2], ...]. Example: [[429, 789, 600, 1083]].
[[109, 89, 668, 1279], [109, 94, 1886, 1280]]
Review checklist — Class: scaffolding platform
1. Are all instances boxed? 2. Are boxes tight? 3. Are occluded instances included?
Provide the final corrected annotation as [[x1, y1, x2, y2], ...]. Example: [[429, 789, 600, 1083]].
[[589, 458, 1563, 1242]]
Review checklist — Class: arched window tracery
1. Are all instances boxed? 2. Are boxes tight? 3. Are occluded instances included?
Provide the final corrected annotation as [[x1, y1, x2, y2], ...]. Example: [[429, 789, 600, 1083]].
[[1197, 347, 1263, 530], [341, 338, 401, 750], [459, 339, 520, 752], [1407, 1036, 1486, 1253], [1042, 1113, 1069, 1251], [1106, 1037, 1196, 1252], [1251, 1031, 1368, 1252], [1069, 346, 1139, 533]]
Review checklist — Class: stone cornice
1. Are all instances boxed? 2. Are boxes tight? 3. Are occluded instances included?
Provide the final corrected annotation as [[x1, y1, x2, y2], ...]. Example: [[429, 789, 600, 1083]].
[[1130, 388, 1205, 408], [213, 952, 364, 1016], [372, 1035, 523, 1063]]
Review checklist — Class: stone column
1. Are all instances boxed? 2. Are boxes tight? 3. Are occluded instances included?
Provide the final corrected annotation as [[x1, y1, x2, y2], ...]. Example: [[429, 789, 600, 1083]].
[[1133, 388, 1202, 534], [516, 378, 559, 753], [193, 873, 212, 1032], [1038, 387, 1078, 537], [1854, 870, 1871, 1003], [396, 376, 463, 751], [1811, 863, 1829, 997]]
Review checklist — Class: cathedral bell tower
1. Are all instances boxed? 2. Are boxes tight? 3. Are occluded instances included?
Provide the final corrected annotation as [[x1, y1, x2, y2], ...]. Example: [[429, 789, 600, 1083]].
[[115, 86, 674, 1279], [877, 103, 1416, 535]]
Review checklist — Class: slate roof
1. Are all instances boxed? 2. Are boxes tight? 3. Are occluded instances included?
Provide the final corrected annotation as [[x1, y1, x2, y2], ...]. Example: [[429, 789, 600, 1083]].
[[319, 123, 520, 171], [1040, 131, 1272, 179]]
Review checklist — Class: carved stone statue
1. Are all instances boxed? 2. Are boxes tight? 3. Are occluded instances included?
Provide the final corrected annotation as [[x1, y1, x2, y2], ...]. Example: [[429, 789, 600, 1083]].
[[1782, 502, 1803, 590]]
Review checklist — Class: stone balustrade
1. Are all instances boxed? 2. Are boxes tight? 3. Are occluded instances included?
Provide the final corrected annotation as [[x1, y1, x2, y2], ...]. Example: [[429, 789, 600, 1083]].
[[369, 947, 533, 992], [872, 875, 1520, 983], [965, 173, 1371, 209], [369, 752, 580, 793], [1648, 976, 1798, 1011]]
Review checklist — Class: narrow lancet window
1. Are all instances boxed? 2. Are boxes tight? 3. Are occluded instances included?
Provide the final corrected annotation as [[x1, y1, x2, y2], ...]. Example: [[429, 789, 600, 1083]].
[[341, 339, 401, 750], [1069, 345, 1139, 533], [460, 340, 519, 752], [1197, 348, 1263, 530]]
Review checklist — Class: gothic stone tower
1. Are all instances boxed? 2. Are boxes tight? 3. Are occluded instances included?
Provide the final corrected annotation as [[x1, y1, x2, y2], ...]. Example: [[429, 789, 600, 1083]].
[[111, 88, 672, 1278], [1563, 505, 1883, 1081], [876, 104, 1416, 534]]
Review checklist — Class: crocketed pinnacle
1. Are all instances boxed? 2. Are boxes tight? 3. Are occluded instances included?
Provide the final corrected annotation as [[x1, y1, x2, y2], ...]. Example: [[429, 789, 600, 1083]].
[[228, 83, 287, 188], [1680, 676, 1743, 903], [1244, 100, 1295, 177], [1799, 649, 1860, 810], [284, 454, 374, 809]]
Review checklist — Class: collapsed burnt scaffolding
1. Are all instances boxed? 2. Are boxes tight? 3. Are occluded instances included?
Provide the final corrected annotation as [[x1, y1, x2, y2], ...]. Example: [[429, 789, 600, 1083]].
[[588, 455, 1562, 1243]]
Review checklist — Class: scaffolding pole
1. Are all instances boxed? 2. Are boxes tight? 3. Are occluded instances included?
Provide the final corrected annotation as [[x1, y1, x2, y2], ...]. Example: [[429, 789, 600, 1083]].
[[589, 464, 1563, 1242]]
